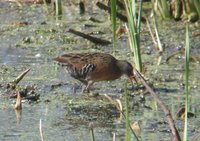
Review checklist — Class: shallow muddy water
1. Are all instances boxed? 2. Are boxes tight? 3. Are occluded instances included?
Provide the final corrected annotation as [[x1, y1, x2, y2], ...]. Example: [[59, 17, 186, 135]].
[[0, 1, 200, 141]]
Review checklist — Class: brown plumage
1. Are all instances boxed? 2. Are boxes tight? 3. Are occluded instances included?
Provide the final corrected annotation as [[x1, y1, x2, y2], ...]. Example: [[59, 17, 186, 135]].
[[54, 52, 135, 92]]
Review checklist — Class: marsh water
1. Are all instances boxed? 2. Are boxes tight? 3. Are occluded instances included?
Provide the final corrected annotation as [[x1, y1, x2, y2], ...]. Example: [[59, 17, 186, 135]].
[[0, 1, 200, 141]]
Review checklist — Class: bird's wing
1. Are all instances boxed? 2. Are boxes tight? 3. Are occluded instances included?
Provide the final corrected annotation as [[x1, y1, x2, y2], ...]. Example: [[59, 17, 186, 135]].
[[54, 53, 97, 79]]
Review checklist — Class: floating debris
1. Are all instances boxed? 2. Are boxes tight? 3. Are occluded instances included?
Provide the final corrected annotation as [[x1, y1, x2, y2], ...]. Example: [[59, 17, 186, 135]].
[[68, 29, 111, 45]]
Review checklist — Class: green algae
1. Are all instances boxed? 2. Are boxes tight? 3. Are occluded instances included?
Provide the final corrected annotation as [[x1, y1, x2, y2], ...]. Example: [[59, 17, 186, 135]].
[[0, 1, 200, 141]]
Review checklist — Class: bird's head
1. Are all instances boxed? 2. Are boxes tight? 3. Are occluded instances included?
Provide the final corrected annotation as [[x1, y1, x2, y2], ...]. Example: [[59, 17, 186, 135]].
[[118, 60, 137, 84]]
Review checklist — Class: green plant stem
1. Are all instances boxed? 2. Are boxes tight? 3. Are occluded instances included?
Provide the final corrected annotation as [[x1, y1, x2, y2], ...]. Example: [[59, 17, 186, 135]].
[[124, 82, 131, 141], [137, 0, 142, 34], [91, 128, 95, 141], [160, 0, 171, 18], [184, 23, 190, 141], [110, 0, 117, 52], [124, 0, 142, 72], [55, 0, 62, 19], [194, 0, 200, 17]]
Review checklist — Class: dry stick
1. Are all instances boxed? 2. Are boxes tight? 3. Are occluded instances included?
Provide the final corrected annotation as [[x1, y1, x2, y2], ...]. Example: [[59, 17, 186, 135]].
[[134, 69, 181, 141], [39, 119, 44, 141], [146, 19, 158, 50], [14, 91, 22, 110], [14, 108, 22, 124], [14, 91, 22, 124], [13, 68, 31, 85], [68, 29, 111, 45]]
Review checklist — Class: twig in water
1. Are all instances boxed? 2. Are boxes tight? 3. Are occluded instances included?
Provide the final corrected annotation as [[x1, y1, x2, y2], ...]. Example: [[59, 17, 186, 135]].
[[13, 68, 31, 85], [14, 91, 22, 110], [134, 69, 181, 141], [68, 29, 111, 45]]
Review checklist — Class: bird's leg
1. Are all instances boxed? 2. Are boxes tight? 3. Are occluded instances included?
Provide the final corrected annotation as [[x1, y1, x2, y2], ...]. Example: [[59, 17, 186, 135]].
[[81, 80, 94, 93], [81, 85, 88, 93], [72, 83, 80, 94], [129, 75, 138, 90]]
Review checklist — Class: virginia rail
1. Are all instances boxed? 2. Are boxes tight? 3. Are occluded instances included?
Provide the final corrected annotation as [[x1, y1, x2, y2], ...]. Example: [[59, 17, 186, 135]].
[[54, 52, 135, 92]]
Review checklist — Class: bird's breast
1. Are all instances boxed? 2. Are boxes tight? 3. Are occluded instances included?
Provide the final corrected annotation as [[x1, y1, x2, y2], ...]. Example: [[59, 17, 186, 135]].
[[86, 64, 122, 82]]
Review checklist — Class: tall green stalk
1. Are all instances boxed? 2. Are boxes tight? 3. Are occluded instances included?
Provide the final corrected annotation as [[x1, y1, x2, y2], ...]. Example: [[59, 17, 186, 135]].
[[158, 0, 171, 19], [194, 0, 200, 17], [124, 0, 142, 72], [110, 0, 117, 52], [124, 82, 131, 141], [183, 24, 190, 141], [55, 0, 62, 20], [137, 0, 142, 34]]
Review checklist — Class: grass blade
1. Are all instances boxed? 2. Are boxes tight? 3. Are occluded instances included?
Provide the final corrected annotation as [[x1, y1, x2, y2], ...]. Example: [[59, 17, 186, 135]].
[[54, 0, 62, 20], [124, 82, 131, 141], [183, 23, 190, 141], [110, 0, 117, 52], [124, 0, 142, 72]]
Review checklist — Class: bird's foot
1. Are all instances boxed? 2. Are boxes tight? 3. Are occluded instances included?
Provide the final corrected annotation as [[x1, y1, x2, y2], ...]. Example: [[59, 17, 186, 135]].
[[81, 85, 90, 94], [71, 83, 82, 94]]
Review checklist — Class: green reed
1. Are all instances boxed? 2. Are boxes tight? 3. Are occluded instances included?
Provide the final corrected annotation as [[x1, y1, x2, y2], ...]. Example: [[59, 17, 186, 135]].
[[183, 23, 190, 141], [153, 0, 200, 21], [194, 0, 200, 17], [124, 81, 139, 141], [110, 0, 117, 52], [54, 0, 62, 19], [154, 0, 171, 19], [124, 82, 131, 141], [89, 122, 96, 141], [124, 0, 142, 72]]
